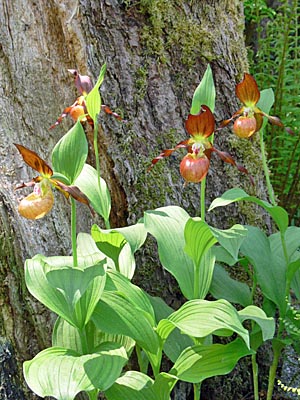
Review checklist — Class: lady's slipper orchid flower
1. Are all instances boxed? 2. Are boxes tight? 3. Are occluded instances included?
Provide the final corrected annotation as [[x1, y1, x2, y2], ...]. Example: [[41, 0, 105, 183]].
[[18, 179, 54, 219], [50, 70, 124, 129], [14, 144, 90, 219], [221, 73, 289, 138], [149, 105, 249, 183]]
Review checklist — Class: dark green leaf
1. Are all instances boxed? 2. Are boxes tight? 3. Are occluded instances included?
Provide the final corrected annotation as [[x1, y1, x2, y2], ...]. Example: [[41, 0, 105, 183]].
[[210, 264, 252, 307]]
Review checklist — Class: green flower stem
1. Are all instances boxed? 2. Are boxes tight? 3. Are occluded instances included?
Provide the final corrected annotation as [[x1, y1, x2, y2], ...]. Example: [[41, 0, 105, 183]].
[[71, 198, 78, 268], [251, 354, 259, 400], [259, 130, 276, 206], [200, 178, 206, 221], [193, 382, 201, 400], [93, 117, 111, 230], [194, 264, 200, 299], [87, 390, 98, 400], [79, 327, 89, 354], [266, 340, 285, 400]]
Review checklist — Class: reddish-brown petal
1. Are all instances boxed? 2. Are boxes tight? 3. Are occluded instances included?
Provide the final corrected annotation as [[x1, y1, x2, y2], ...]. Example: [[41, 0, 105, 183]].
[[148, 139, 191, 171], [185, 105, 215, 138], [49, 105, 73, 129], [236, 73, 260, 107], [217, 108, 244, 130], [211, 146, 254, 184], [254, 113, 263, 132], [14, 144, 53, 177]]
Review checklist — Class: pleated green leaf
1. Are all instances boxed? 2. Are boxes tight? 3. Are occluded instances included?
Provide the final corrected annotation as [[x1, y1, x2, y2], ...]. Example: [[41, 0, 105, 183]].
[[148, 295, 193, 363], [144, 206, 194, 299], [157, 299, 249, 347], [91, 222, 147, 279], [238, 305, 275, 341], [92, 291, 159, 354], [190, 64, 216, 114], [105, 270, 155, 321], [24, 343, 127, 400], [170, 338, 254, 383], [210, 224, 248, 261], [25, 254, 106, 329], [86, 63, 107, 121], [208, 188, 288, 234], [105, 371, 175, 400], [240, 226, 286, 313], [75, 163, 111, 221], [52, 120, 88, 184]]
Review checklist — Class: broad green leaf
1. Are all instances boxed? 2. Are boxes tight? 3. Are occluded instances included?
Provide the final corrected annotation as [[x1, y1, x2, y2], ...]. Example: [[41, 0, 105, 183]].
[[25, 254, 106, 328], [52, 121, 88, 184], [148, 296, 193, 363], [105, 221, 148, 255], [86, 63, 107, 121], [92, 291, 159, 354], [92, 225, 126, 270], [238, 305, 275, 342], [52, 317, 83, 353], [75, 164, 111, 221], [270, 226, 300, 261], [91, 224, 143, 279], [190, 64, 216, 114], [52, 317, 135, 356], [210, 224, 248, 261], [184, 219, 217, 268], [208, 188, 289, 234], [157, 299, 250, 348], [212, 246, 239, 266], [77, 232, 103, 257], [184, 219, 217, 298], [240, 226, 286, 313], [210, 264, 252, 307], [24, 343, 127, 400], [170, 338, 254, 383], [84, 342, 128, 390], [257, 88, 274, 129], [144, 206, 194, 299], [291, 269, 300, 301], [105, 371, 174, 400], [105, 270, 155, 321]]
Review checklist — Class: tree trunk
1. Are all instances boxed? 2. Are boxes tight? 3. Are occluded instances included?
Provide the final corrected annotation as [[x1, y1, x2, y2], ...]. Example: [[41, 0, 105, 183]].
[[0, 0, 269, 399]]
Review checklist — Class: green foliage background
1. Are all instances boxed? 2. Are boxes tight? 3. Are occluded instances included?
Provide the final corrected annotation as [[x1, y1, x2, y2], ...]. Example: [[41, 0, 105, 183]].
[[244, 0, 300, 223]]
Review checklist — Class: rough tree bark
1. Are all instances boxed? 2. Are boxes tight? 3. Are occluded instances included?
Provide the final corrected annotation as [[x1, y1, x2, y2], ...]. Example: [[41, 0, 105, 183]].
[[0, 1, 270, 399]]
